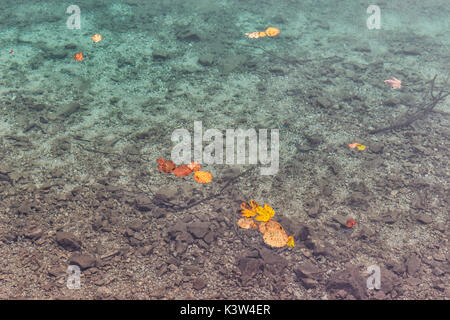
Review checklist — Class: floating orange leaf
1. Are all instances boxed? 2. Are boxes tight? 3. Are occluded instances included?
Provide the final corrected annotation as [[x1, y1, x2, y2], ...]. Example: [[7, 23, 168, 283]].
[[346, 218, 357, 228], [194, 170, 213, 184], [173, 165, 193, 177], [258, 220, 282, 234], [384, 77, 401, 89], [74, 52, 84, 61], [157, 158, 176, 173], [286, 236, 295, 248], [263, 227, 289, 248], [245, 31, 260, 39], [238, 217, 258, 229], [239, 200, 294, 249], [348, 142, 366, 151], [240, 200, 259, 218], [255, 204, 275, 222], [187, 161, 201, 172], [91, 33, 102, 43], [265, 27, 280, 37], [246, 27, 279, 39]]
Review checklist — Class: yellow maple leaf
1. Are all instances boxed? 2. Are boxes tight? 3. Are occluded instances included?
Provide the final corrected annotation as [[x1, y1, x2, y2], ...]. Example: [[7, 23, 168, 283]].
[[286, 236, 295, 248], [255, 204, 275, 222], [240, 200, 259, 218], [356, 143, 366, 151]]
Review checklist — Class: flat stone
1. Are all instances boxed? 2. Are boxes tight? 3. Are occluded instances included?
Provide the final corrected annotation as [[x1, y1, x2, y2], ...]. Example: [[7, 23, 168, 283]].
[[192, 278, 207, 290], [369, 142, 384, 154], [198, 54, 214, 66], [167, 221, 187, 238], [305, 200, 321, 217], [152, 50, 169, 60], [187, 222, 210, 239], [134, 194, 153, 211], [294, 261, 322, 280], [258, 248, 288, 269], [382, 210, 400, 224], [238, 257, 263, 278], [24, 226, 43, 240], [433, 253, 446, 262], [128, 220, 144, 231], [327, 265, 367, 299], [69, 254, 97, 270], [299, 277, 318, 289], [203, 230, 216, 244], [183, 266, 201, 276], [152, 187, 178, 205], [152, 207, 166, 218], [56, 232, 81, 251], [294, 224, 310, 242], [416, 215, 432, 224], [406, 254, 421, 276], [316, 96, 332, 109]]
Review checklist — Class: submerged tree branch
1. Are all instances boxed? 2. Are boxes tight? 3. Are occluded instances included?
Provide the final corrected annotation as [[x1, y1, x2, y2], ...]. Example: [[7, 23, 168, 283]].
[[369, 74, 449, 134]]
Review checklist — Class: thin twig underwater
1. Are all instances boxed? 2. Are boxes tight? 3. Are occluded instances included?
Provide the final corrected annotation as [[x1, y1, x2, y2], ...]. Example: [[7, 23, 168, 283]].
[[369, 73, 450, 134]]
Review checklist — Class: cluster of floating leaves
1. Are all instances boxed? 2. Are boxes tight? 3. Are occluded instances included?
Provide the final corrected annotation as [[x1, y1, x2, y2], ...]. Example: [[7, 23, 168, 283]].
[[73, 33, 102, 61], [238, 200, 294, 248], [157, 159, 212, 184], [245, 27, 280, 39], [348, 142, 366, 151]]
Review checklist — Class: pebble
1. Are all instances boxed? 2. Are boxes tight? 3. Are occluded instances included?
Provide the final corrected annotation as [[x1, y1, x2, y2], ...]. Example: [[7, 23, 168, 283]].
[[192, 278, 207, 290], [406, 254, 421, 276], [332, 214, 351, 227], [433, 253, 445, 262], [56, 231, 82, 251], [416, 215, 432, 224], [24, 226, 44, 240], [69, 254, 97, 270], [187, 222, 210, 239]]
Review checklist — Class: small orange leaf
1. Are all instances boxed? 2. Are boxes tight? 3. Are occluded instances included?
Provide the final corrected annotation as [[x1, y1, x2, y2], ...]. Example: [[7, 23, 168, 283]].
[[254, 204, 275, 222], [187, 161, 201, 172], [74, 52, 84, 61], [287, 236, 295, 248], [240, 202, 256, 218], [265, 27, 280, 37], [173, 165, 192, 177], [263, 227, 288, 247], [238, 217, 258, 229], [157, 159, 176, 173], [346, 218, 357, 228], [194, 171, 213, 183], [91, 34, 102, 43]]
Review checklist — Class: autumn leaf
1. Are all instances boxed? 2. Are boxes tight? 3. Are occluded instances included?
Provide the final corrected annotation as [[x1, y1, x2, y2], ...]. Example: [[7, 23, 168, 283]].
[[238, 200, 294, 249], [240, 200, 259, 218], [286, 236, 295, 248], [263, 228, 288, 248], [237, 217, 258, 229], [254, 204, 275, 222]]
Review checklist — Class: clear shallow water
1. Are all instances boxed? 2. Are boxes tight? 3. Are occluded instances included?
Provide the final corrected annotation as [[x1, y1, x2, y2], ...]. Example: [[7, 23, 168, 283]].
[[0, 0, 448, 300]]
